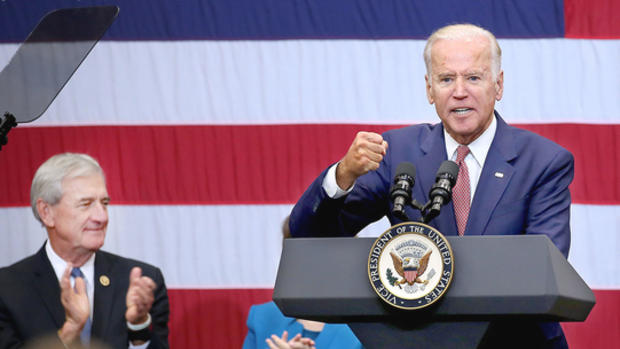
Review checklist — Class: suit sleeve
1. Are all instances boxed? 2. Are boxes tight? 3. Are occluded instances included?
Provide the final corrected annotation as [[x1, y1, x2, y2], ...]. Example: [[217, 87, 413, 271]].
[[0, 268, 63, 349], [526, 148, 574, 257], [146, 267, 170, 349], [289, 163, 391, 238], [0, 292, 22, 349]]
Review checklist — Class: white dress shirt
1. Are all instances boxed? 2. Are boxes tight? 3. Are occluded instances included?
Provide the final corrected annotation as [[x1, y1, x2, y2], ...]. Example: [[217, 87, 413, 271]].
[[443, 116, 497, 203], [46, 241, 95, 320], [45, 241, 149, 349]]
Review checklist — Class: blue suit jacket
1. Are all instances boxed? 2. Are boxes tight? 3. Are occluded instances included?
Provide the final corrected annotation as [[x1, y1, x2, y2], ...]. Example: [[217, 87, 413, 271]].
[[289, 113, 573, 345], [243, 301, 363, 349]]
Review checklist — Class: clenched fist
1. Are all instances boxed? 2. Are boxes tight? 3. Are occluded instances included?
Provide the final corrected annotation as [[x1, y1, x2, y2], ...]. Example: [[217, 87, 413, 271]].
[[336, 131, 388, 190]]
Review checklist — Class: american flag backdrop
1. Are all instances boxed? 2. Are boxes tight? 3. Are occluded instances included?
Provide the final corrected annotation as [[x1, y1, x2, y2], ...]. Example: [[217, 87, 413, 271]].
[[0, 0, 618, 348]]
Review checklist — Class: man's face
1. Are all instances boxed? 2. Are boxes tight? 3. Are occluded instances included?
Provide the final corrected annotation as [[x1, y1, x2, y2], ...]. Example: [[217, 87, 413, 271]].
[[425, 36, 503, 145], [44, 174, 109, 256]]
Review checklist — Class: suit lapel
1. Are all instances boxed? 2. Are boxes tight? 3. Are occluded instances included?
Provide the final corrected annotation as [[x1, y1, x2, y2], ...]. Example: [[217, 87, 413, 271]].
[[466, 114, 517, 235], [418, 124, 458, 236], [92, 251, 120, 339], [31, 246, 65, 328]]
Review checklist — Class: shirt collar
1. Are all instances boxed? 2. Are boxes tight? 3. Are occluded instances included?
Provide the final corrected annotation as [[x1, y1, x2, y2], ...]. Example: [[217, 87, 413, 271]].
[[443, 114, 497, 167], [45, 240, 96, 282]]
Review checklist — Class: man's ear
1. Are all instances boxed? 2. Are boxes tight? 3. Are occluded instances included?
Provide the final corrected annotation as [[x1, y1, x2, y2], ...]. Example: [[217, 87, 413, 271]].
[[36, 199, 54, 227], [495, 70, 504, 101], [425, 75, 434, 104]]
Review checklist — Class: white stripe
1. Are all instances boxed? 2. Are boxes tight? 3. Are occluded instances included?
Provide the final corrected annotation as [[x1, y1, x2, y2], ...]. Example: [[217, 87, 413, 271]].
[[569, 204, 620, 289], [1, 39, 618, 126], [1, 204, 617, 289], [0, 205, 290, 288]]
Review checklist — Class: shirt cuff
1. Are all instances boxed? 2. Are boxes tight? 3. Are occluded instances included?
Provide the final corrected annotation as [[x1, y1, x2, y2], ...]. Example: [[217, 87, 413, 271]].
[[322, 163, 355, 199], [129, 341, 150, 349], [127, 314, 152, 348], [127, 313, 151, 331]]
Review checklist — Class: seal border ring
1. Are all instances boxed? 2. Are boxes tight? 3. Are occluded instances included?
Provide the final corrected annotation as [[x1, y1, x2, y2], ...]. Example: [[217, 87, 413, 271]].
[[367, 221, 455, 310]]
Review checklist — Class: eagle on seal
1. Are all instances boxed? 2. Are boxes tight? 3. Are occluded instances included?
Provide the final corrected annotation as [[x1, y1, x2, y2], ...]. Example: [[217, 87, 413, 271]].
[[390, 250, 432, 286]]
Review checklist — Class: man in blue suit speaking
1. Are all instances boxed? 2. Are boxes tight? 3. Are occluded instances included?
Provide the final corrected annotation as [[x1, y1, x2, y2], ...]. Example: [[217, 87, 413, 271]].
[[288, 24, 573, 348]]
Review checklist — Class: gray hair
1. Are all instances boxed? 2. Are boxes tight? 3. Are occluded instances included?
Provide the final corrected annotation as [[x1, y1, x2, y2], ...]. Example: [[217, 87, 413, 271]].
[[30, 153, 105, 223], [423, 23, 502, 82]]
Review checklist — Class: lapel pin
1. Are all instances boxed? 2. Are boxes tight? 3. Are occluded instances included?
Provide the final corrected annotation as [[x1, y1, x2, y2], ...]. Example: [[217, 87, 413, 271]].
[[494, 172, 504, 178], [99, 275, 110, 287]]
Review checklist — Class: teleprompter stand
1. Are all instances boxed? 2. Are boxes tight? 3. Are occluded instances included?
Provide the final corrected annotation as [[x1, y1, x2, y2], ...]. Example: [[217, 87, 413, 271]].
[[273, 235, 595, 348], [0, 6, 119, 151]]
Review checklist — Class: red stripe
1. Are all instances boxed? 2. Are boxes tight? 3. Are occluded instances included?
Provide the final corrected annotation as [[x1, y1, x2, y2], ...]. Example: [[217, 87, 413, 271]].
[[168, 288, 273, 349], [564, 0, 620, 38], [0, 124, 617, 206], [562, 289, 620, 348], [518, 123, 620, 206], [166, 288, 619, 349]]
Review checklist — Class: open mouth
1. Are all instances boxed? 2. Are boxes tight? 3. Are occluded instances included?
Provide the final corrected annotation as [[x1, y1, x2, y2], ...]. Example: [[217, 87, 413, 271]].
[[452, 108, 473, 115]]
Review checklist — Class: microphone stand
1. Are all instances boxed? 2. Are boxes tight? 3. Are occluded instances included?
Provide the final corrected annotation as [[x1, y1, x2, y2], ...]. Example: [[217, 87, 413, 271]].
[[395, 197, 440, 224], [0, 113, 17, 152], [396, 161, 458, 223]]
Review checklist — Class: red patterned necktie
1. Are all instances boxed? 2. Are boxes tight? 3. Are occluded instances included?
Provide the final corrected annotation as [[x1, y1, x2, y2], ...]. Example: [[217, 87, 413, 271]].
[[453, 145, 471, 236]]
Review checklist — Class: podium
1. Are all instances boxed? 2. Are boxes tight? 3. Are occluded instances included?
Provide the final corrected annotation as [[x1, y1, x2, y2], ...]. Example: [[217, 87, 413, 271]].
[[273, 235, 595, 348]]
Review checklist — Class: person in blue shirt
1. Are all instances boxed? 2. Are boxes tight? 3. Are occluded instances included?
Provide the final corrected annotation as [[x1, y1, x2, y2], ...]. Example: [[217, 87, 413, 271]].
[[242, 301, 363, 349]]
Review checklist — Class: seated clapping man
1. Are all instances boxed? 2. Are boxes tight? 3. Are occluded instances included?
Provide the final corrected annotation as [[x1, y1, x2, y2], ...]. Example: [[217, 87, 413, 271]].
[[0, 153, 169, 348]]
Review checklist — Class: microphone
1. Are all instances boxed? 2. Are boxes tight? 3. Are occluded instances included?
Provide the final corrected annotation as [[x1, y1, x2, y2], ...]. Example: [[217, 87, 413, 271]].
[[390, 162, 416, 221], [426, 160, 459, 222]]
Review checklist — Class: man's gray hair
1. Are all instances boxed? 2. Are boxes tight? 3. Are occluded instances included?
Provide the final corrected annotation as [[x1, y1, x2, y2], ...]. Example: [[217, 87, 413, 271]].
[[423, 23, 502, 82], [30, 153, 104, 223]]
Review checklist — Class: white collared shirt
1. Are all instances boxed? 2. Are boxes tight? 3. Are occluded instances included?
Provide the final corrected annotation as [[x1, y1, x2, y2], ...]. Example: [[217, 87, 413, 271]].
[[323, 162, 355, 199], [45, 241, 150, 349], [46, 240, 95, 320], [443, 115, 497, 203]]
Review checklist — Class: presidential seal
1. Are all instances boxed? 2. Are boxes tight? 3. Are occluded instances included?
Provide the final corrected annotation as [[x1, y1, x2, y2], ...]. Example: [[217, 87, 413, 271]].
[[367, 222, 454, 310]]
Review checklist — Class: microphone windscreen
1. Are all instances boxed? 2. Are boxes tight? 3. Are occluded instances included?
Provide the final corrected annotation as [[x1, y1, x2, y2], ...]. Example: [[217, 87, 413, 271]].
[[395, 162, 416, 178], [436, 160, 459, 183]]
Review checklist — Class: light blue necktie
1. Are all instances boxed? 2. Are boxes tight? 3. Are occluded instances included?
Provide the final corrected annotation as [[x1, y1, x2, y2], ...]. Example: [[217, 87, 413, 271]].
[[71, 267, 92, 345]]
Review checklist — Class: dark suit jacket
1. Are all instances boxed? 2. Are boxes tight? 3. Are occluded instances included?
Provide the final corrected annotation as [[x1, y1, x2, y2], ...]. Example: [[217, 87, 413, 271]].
[[0, 245, 169, 349], [289, 113, 573, 346]]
